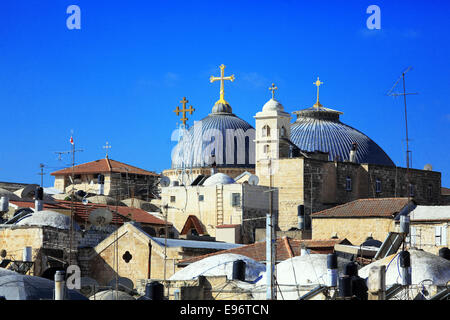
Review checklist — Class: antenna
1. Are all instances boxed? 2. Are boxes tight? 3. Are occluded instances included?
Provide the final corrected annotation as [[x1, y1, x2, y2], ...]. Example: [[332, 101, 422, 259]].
[[387, 66, 419, 170]]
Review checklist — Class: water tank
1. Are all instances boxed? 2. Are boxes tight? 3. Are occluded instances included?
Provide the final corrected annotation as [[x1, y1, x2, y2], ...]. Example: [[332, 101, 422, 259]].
[[145, 281, 164, 300], [232, 260, 246, 281], [327, 253, 338, 287], [338, 276, 352, 298], [22, 247, 32, 262], [35, 187, 43, 201], [351, 277, 368, 300], [297, 205, 305, 230], [0, 196, 9, 212], [344, 262, 358, 277], [400, 215, 410, 234], [438, 247, 450, 260]]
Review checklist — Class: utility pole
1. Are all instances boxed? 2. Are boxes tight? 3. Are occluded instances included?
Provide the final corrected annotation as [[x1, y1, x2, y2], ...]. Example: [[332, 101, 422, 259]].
[[266, 159, 276, 300]]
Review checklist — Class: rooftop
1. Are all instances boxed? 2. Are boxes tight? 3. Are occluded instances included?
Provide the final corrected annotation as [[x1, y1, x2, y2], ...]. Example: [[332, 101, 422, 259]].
[[178, 237, 350, 265], [311, 197, 413, 218], [50, 158, 159, 176]]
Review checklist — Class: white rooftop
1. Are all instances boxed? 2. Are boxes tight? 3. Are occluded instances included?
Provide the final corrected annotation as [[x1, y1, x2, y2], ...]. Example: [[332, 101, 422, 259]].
[[409, 206, 450, 221]]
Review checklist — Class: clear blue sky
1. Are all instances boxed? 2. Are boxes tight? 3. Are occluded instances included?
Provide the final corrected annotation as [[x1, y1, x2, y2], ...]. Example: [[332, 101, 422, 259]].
[[0, 0, 449, 187]]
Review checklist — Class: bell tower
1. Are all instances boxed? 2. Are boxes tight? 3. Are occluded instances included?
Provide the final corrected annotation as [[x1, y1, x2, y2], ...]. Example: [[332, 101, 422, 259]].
[[254, 83, 291, 165]]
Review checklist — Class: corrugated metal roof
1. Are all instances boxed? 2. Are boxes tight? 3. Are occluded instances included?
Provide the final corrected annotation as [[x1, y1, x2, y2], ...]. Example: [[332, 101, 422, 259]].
[[150, 236, 242, 250]]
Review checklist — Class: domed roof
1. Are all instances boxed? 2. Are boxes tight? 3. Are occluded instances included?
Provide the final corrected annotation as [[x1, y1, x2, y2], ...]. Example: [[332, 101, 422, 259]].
[[171, 103, 255, 169], [16, 210, 80, 231], [89, 289, 135, 300], [290, 106, 395, 166], [262, 98, 284, 112], [203, 173, 235, 186]]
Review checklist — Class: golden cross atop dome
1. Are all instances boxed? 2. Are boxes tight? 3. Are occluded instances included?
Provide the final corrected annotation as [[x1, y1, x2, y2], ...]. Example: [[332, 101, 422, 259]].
[[210, 64, 235, 104], [313, 77, 324, 109], [269, 83, 278, 99], [174, 97, 195, 126]]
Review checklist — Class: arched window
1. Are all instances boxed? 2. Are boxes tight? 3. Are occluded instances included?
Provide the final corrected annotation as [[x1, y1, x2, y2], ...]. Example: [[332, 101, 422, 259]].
[[262, 125, 271, 137], [345, 176, 352, 191], [264, 144, 270, 154], [280, 126, 286, 137]]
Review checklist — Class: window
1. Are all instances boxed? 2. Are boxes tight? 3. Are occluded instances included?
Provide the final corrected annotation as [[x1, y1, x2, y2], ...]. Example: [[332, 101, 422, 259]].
[[435, 225, 448, 246], [170, 196, 176, 203], [375, 179, 382, 193], [264, 144, 270, 154], [409, 226, 417, 247], [427, 185, 433, 200], [345, 177, 352, 191], [231, 193, 241, 207], [262, 125, 271, 137], [280, 126, 286, 137], [198, 194, 204, 202]]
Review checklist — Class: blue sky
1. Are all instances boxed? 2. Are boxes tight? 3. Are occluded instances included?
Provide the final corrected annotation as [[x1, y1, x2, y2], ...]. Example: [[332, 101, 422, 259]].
[[0, 0, 449, 187]]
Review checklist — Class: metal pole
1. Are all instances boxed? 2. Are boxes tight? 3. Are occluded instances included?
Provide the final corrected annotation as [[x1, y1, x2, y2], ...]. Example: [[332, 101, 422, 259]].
[[266, 159, 276, 300]]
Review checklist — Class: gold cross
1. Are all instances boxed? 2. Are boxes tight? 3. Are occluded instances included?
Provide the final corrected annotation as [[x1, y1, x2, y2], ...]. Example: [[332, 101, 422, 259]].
[[314, 77, 323, 109], [210, 64, 235, 104], [173, 97, 195, 126], [269, 83, 278, 99], [103, 142, 111, 158]]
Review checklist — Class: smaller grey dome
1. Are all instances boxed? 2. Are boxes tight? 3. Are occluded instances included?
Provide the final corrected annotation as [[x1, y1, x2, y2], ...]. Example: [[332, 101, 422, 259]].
[[203, 173, 235, 186], [262, 98, 284, 112], [16, 210, 80, 231], [212, 101, 232, 114]]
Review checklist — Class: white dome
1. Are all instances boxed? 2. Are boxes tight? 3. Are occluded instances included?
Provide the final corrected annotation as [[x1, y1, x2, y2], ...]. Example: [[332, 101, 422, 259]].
[[16, 210, 80, 231], [203, 173, 235, 186], [262, 98, 284, 112], [358, 249, 450, 286]]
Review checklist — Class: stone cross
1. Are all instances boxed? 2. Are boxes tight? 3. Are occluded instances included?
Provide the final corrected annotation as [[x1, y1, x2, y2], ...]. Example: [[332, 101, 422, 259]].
[[269, 83, 278, 99]]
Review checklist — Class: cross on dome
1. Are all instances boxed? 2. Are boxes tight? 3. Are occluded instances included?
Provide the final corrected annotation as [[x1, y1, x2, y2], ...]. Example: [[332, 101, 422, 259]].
[[269, 83, 278, 99], [174, 97, 195, 127], [210, 64, 235, 104]]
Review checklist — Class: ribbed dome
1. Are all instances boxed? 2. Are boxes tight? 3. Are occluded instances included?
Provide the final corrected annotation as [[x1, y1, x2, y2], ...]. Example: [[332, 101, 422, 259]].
[[290, 106, 395, 166], [171, 108, 255, 169]]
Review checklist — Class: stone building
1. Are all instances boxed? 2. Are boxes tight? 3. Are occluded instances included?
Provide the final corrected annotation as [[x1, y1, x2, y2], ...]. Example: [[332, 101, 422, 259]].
[[408, 206, 450, 255], [83, 222, 241, 287], [51, 156, 159, 201], [310, 197, 414, 244], [160, 172, 278, 244], [254, 80, 444, 231]]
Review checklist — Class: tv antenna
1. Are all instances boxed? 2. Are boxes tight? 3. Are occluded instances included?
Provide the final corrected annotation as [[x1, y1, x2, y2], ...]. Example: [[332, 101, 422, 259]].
[[387, 66, 418, 171]]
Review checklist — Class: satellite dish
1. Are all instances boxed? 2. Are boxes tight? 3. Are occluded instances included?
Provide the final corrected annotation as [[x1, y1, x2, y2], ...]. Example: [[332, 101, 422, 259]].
[[248, 174, 259, 186], [160, 176, 170, 187], [88, 208, 113, 226], [423, 164, 433, 171]]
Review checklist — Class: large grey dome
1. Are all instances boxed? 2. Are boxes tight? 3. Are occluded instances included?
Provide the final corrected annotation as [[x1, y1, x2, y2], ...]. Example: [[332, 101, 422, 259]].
[[171, 102, 255, 169], [290, 106, 395, 166]]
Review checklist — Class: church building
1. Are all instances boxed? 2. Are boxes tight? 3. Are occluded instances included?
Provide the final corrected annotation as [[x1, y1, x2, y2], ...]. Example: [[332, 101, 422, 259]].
[[161, 65, 444, 237]]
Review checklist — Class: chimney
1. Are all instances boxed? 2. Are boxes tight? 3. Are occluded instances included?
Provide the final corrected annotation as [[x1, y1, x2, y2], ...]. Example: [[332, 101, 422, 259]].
[[210, 153, 217, 175], [349, 142, 357, 163]]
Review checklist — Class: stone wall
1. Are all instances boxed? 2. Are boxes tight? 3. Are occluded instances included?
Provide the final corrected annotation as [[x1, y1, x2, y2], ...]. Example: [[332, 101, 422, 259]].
[[311, 217, 396, 244]]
